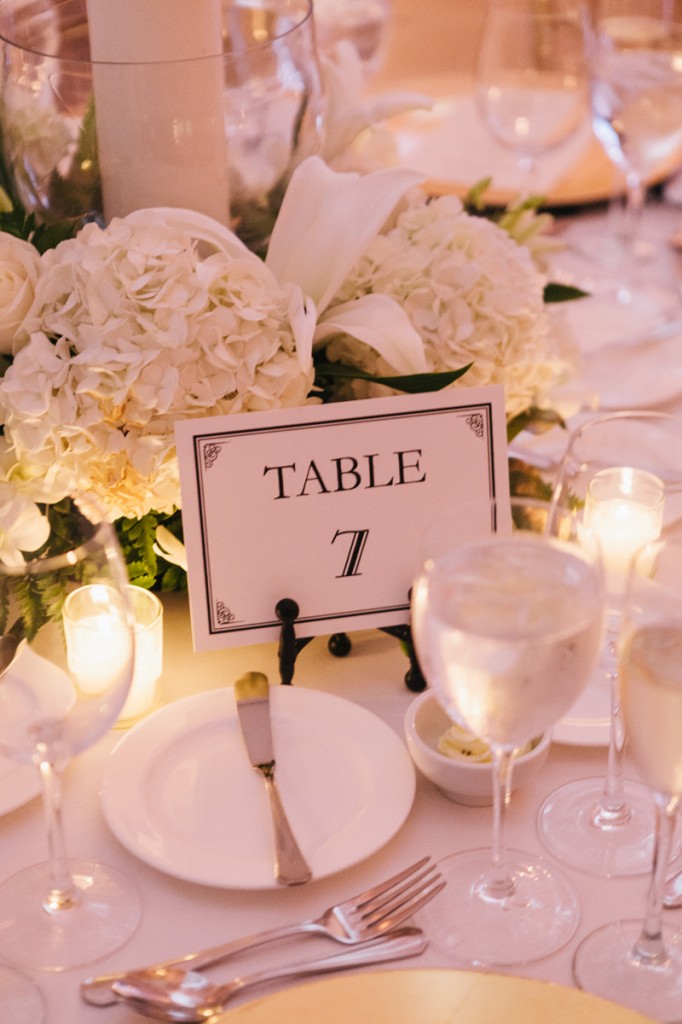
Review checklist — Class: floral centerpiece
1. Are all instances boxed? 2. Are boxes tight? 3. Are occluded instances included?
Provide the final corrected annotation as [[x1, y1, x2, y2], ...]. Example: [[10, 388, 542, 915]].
[[0, 152, 577, 586], [0, 38, 581, 584]]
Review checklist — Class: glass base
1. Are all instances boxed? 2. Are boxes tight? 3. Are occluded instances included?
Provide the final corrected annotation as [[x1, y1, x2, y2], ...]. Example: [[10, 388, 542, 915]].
[[0, 964, 44, 1023], [0, 860, 141, 971], [574, 919, 682, 1022], [418, 848, 579, 967], [537, 777, 657, 877]]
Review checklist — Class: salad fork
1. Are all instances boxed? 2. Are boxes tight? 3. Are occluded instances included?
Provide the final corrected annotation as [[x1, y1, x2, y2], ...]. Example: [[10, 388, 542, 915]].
[[81, 855, 444, 1006]]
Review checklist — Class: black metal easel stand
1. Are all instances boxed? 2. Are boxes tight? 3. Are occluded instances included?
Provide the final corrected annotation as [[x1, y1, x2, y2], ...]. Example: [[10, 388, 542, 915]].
[[274, 598, 425, 692]]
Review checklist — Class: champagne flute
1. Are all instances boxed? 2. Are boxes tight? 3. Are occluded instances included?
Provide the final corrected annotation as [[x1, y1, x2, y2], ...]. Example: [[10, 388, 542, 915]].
[[573, 532, 682, 1020], [560, 0, 682, 337], [411, 497, 605, 967], [591, 1, 682, 252], [0, 498, 140, 971], [537, 411, 682, 877], [474, 0, 591, 195]]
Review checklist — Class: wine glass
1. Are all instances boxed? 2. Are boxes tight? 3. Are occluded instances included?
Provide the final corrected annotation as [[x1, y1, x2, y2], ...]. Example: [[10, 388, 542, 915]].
[[0, 498, 139, 971], [573, 532, 682, 1020], [411, 496, 606, 967], [537, 411, 682, 876], [560, 0, 682, 338], [474, 0, 591, 195]]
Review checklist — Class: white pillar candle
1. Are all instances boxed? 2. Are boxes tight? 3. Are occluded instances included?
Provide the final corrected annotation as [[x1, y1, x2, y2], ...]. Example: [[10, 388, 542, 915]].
[[63, 584, 133, 697], [584, 466, 665, 594], [85, 0, 230, 224]]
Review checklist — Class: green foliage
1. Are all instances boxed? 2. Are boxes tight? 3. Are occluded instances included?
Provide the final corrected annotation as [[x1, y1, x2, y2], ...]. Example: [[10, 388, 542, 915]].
[[0, 204, 80, 253], [231, 177, 288, 259], [507, 406, 565, 442], [46, 98, 102, 221], [3, 499, 95, 639], [0, 576, 9, 634], [115, 509, 187, 592], [508, 457, 554, 503], [313, 360, 474, 397], [462, 180, 544, 217], [543, 281, 589, 303]]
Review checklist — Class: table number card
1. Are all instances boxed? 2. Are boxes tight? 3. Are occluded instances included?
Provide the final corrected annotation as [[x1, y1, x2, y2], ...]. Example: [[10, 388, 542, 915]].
[[175, 386, 511, 650]]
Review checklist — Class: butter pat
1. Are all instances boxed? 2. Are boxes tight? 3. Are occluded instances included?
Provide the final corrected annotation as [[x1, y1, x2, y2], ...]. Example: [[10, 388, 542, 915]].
[[437, 723, 532, 763], [437, 723, 493, 763]]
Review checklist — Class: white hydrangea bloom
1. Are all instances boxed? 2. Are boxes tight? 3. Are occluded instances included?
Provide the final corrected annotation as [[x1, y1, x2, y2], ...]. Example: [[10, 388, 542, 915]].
[[0, 212, 315, 520], [323, 193, 565, 418]]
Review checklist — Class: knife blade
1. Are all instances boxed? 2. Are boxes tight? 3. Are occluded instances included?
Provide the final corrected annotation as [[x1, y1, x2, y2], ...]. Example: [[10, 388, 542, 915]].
[[234, 671, 312, 886]]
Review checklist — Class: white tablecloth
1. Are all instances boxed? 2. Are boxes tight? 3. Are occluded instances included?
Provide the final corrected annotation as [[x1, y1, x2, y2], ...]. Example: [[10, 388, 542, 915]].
[[4, 200, 682, 1024], [0, 591, 672, 1023]]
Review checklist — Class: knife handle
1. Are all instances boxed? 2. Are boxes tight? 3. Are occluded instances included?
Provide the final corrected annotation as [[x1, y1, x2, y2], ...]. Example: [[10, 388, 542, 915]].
[[261, 768, 312, 886]]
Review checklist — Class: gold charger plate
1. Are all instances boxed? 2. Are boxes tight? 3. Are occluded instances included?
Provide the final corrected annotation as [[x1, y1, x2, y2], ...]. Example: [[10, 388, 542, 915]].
[[221, 968, 657, 1023], [423, 138, 626, 208], [383, 74, 680, 208]]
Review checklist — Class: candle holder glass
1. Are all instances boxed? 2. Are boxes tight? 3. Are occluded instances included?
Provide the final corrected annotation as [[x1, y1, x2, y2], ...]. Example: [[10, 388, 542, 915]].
[[0, 0, 324, 253], [116, 586, 163, 726], [537, 410, 682, 877]]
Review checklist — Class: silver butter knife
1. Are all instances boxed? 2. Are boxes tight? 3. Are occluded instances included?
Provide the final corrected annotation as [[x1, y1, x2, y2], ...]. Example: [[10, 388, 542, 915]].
[[234, 672, 312, 886]]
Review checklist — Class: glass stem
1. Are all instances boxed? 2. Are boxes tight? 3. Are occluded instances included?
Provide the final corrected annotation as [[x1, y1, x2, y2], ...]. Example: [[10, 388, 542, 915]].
[[632, 794, 680, 966], [622, 168, 646, 260], [37, 755, 79, 913], [516, 153, 536, 200], [484, 745, 515, 899], [593, 617, 630, 828]]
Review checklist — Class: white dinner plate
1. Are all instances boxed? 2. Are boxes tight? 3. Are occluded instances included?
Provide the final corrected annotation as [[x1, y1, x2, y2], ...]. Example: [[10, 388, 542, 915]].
[[221, 968, 657, 1024], [0, 645, 75, 815], [101, 686, 416, 889]]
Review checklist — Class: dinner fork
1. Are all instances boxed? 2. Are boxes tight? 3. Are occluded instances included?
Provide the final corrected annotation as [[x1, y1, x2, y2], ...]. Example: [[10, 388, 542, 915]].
[[81, 855, 444, 1007]]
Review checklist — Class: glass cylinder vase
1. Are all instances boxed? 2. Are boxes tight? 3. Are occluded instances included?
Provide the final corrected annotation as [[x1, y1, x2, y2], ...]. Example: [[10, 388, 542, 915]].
[[0, 0, 324, 251]]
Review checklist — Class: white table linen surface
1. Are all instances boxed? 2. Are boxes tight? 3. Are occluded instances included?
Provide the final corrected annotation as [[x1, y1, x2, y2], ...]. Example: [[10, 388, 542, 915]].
[[0, 599, 665, 1023], [4, 203, 682, 1024]]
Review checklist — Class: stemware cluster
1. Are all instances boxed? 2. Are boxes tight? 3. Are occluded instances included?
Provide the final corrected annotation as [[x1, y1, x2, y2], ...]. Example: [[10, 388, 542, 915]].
[[538, 412, 682, 878], [474, 0, 591, 194], [477, 0, 682, 341], [411, 412, 682, 1021], [573, 532, 682, 1019], [558, 0, 682, 340]]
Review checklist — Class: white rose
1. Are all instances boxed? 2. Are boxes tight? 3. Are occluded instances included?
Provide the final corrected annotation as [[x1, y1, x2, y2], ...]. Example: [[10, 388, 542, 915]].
[[0, 234, 41, 355]]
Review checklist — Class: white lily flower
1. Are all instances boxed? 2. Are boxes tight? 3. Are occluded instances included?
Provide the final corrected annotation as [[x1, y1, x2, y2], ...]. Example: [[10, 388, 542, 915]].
[[0, 483, 49, 566], [320, 42, 433, 168], [153, 525, 188, 572], [124, 207, 252, 261], [266, 156, 428, 374], [314, 294, 427, 374]]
